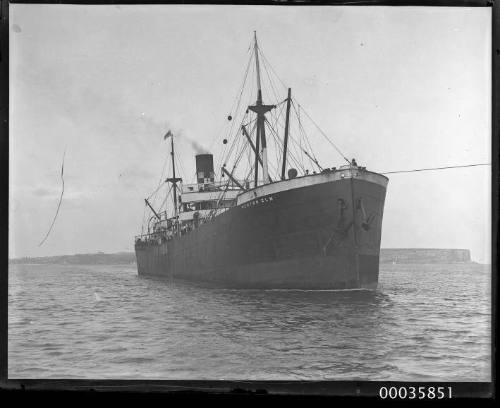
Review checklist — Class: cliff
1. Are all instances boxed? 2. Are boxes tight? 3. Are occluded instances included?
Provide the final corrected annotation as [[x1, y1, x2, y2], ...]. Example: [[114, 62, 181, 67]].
[[380, 248, 471, 264]]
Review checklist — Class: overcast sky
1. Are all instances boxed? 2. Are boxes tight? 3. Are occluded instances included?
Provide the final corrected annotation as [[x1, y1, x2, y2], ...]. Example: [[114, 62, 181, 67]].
[[9, 5, 491, 262]]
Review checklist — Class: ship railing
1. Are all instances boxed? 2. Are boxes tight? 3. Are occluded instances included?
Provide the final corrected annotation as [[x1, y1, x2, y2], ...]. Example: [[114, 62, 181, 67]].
[[181, 179, 246, 193], [180, 167, 370, 195], [135, 230, 174, 244], [136, 207, 226, 245]]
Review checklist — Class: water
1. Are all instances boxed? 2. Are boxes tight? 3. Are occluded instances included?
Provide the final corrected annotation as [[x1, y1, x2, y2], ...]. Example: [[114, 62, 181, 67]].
[[8, 263, 491, 381]]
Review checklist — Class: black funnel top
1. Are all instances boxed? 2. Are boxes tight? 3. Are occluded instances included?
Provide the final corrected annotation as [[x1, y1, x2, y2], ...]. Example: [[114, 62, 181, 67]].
[[196, 154, 215, 184]]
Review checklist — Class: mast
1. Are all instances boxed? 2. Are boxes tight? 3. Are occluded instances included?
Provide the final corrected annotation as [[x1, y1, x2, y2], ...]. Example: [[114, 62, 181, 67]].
[[254, 31, 263, 104], [171, 136, 177, 220], [281, 88, 292, 180], [242, 125, 273, 183], [254, 115, 260, 188], [166, 133, 182, 234], [242, 125, 259, 164], [248, 31, 274, 188], [254, 32, 268, 186]]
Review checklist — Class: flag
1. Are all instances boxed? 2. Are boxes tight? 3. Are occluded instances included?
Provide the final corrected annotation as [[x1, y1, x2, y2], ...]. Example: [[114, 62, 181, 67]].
[[164, 130, 173, 140]]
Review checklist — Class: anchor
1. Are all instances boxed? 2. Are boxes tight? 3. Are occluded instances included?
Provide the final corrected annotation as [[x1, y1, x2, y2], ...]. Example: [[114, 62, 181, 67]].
[[322, 198, 354, 255], [356, 197, 376, 231]]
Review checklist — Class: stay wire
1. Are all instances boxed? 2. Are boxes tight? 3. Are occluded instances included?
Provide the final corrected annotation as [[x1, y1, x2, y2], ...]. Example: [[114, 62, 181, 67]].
[[208, 46, 254, 153], [257, 42, 350, 165], [381, 163, 491, 175], [292, 100, 350, 165]]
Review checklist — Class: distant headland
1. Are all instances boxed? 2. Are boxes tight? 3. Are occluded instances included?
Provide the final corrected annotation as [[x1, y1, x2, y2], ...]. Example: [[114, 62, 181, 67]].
[[380, 248, 472, 264], [9, 251, 136, 265], [8, 248, 476, 265]]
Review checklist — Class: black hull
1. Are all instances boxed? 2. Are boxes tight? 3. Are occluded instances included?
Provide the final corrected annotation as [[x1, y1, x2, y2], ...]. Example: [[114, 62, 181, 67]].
[[135, 175, 387, 289]]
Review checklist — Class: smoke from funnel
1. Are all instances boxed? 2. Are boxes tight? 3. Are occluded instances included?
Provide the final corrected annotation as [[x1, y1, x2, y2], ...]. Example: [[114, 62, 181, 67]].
[[188, 138, 209, 155], [175, 131, 209, 154]]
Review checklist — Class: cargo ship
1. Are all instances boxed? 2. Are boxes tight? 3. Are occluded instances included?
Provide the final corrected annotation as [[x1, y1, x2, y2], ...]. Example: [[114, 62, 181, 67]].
[[134, 33, 388, 289]]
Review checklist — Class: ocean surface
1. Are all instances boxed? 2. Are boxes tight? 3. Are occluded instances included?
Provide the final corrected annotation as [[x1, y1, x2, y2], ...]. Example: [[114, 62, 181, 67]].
[[8, 263, 491, 381]]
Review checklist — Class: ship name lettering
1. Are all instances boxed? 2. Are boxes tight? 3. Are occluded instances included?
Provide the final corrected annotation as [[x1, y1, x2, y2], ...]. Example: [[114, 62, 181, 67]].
[[241, 195, 274, 209]]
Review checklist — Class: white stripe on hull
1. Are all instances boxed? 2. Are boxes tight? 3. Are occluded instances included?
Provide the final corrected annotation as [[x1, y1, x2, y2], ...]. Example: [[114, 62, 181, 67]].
[[237, 169, 388, 206]]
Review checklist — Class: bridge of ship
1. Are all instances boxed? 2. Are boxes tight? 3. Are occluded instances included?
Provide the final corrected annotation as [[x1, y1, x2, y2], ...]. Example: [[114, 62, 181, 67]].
[[136, 174, 246, 244]]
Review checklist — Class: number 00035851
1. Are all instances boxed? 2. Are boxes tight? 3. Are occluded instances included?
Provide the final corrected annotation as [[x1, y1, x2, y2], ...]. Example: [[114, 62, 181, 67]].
[[379, 386, 452, 399]]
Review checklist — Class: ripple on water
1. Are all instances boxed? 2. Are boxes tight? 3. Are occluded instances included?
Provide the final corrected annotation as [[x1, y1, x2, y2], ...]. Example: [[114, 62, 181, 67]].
[[8, 263, 491, 381]]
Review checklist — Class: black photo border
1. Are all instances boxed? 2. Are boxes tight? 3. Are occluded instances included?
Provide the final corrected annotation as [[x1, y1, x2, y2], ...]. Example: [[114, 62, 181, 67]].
[[0, 0, 496, 401]]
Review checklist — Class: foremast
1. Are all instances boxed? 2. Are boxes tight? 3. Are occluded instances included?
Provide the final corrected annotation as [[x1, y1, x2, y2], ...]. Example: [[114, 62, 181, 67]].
[[248, 32, 275, 188], [166, 133, 182, 235]]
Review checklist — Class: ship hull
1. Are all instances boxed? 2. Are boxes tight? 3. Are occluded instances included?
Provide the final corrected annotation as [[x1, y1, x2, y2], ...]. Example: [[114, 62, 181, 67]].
[[135, 171, 387, 289]]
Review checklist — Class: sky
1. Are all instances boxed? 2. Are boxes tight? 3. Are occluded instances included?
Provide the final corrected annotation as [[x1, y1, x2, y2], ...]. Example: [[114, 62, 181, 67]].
[[9, 5, 491, 262]]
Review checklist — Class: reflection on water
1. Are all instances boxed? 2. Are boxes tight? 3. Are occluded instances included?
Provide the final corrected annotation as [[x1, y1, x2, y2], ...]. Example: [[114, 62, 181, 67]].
[[9, 263, 490, 380]]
